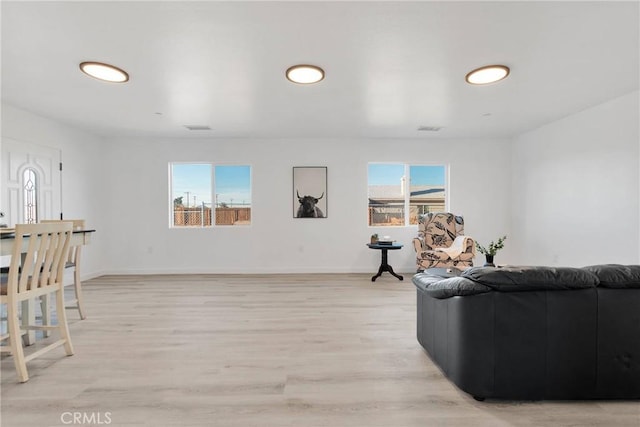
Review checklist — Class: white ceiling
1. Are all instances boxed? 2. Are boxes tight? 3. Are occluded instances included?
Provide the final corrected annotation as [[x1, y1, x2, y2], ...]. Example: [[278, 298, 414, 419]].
[[2, 1, 638, 139]]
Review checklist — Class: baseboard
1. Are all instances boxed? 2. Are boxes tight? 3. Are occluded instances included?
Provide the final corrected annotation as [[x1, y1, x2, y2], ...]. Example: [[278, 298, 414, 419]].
[[88, 266, 417, 276]]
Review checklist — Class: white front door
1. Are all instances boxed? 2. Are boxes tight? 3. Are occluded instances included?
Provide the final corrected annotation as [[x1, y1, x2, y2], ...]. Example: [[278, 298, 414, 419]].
[[0, 138, 61, 227]]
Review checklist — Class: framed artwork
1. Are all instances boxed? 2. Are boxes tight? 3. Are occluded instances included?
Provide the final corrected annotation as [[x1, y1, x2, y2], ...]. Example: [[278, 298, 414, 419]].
[[293, 167, 327, 218]]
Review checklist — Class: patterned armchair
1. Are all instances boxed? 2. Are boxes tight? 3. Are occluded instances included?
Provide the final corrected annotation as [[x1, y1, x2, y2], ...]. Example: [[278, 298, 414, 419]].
[[413, 212, 476, 271]]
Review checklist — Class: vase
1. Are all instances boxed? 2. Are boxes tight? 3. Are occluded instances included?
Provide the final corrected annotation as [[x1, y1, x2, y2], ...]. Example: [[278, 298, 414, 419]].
[[484, 255, 495, 267]]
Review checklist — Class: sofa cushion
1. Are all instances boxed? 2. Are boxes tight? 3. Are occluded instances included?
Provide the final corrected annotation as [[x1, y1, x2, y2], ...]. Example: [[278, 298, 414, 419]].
[[461, 266, 599, 292], [419, 276, 492, 299], [582, 264, 640, 289]]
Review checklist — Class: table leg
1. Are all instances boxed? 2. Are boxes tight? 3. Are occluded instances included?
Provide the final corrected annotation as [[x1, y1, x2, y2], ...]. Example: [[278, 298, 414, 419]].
[[386, 264, 404, 281], [371, 248, 404, 282], [371, 263, 385, 281]]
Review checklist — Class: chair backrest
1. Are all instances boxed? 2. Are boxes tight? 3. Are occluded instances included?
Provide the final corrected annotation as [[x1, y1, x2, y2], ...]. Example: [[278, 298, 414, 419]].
[[41, 219, 85, 263], [7, 222, 73, 299], [417, 212, 464, 250]]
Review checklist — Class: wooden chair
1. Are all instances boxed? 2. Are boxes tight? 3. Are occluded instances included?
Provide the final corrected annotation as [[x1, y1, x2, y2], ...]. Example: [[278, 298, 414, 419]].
[[0, 222, 75, 382], [41, 219, 86, 319]]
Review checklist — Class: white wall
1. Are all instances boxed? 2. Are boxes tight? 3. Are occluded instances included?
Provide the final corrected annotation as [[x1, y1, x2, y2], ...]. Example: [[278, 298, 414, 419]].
[[100, 136, 512, 274], [1, 104, 109, 278], [3, 103, 513, 276], [511, 91, 640, 266], [7, 90, 638, 275]]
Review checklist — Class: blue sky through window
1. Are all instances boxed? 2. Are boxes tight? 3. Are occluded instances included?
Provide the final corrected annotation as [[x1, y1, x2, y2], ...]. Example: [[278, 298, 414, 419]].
[[368, 164, 445, 186], [410, 165, 445, 186], [172, 163, 251, 207], [368, 164, 403, 186], [215, 165, 251, 206], [172, 163, 211, 206]]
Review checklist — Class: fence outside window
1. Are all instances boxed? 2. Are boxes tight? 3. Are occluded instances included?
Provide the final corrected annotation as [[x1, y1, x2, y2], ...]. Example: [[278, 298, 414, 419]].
[[173, 205, 251, 226]]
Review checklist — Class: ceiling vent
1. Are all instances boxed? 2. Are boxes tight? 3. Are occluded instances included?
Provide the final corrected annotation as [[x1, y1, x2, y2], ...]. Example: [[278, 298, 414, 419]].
[[184, 125, 211, 131], [417, 126, 443, 132]]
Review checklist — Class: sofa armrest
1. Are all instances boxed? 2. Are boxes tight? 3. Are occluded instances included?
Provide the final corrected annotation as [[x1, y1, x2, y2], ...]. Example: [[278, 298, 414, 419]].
[[419, 276, 491, 299], [412, 272, 443, 291], [412, 237, 424, 253]]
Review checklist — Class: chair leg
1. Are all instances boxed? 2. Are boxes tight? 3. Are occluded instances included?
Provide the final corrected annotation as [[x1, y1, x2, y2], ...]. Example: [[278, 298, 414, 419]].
[[56, 287, 74, 356], [40, 294, 52, 338], [8, 302, 29, 382], [20, 300, 35, 346], [73, 268, 86, 320]]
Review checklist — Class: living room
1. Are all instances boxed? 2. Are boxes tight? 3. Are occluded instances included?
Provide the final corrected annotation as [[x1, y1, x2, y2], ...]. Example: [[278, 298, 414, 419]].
[[1, 1, 639, 426]]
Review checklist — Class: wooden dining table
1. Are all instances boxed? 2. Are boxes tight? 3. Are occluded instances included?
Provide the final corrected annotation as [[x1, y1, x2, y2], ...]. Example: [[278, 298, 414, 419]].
[[0, 228, 95, 256], [0, 228, 95, 345]]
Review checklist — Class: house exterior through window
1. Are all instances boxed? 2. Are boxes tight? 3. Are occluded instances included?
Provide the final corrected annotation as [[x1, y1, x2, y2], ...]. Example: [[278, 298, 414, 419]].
[[368, 163, 446, 226]]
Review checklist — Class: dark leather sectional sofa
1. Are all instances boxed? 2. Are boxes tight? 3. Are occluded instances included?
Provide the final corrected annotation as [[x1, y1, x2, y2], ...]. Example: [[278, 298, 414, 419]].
[[413, 264, 640, 401]]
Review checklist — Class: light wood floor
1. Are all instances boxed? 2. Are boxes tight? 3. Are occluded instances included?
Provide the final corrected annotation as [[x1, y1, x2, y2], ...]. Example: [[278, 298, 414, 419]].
[[1, 274, 639, 427]]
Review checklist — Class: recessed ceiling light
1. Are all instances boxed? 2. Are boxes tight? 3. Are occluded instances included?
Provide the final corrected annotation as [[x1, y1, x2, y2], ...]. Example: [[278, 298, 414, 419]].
[[286, 65, 325, 84], [465, 65, 510, 85], [79, 61, 129, 83]]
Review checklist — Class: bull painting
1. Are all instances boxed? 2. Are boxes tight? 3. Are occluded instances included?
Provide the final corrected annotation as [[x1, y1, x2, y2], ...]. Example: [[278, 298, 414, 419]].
[[296, 191, 324, 218], [293, 166, 327, 218]]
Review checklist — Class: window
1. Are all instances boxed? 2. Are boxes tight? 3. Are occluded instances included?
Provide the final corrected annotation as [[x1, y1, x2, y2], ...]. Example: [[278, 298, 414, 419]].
[[214, 166, 251, 226], [170, 163, 251, 227], [23, 168, 38, 224], [368, 163, 446, 226], [408, 165, 446, 224]]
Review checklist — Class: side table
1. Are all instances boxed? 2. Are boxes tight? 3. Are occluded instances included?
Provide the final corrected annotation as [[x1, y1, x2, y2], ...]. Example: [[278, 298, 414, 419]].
[[366, 243, 404, 282]]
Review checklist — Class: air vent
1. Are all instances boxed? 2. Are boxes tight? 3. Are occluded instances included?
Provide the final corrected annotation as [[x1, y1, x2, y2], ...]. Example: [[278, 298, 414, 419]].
[[417, 126, 443, 132], [184, 125, 211, 131]]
